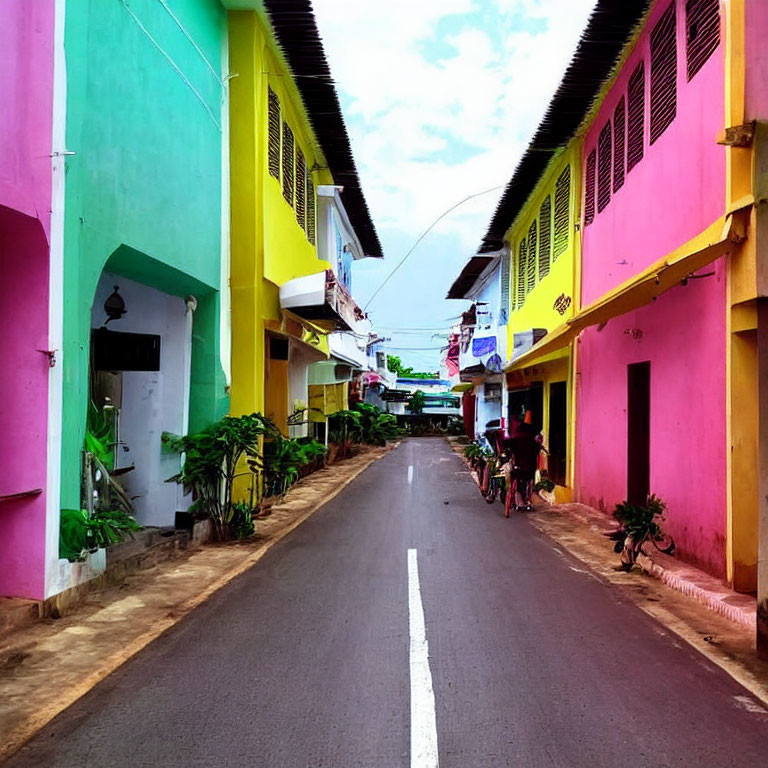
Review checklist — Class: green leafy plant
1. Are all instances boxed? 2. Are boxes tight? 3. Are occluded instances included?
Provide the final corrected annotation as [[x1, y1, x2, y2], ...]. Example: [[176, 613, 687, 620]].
[[84, 401, 116, 471], [604, 494, 675, 571], [352, 403, 402, 445], [407, 390, 426, 414], [164, 413, 276, 541], [386, 355, 438, 379], [60, 507, 142, 562], [227, 501, 255, 540], [260, 436, 327, 498]]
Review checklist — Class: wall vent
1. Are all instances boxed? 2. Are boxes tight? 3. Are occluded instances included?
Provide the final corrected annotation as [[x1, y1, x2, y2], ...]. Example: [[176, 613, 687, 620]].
[[267, 88, 281, 180], [538, 195, 552, 279], [650, 2, 677, 144], [686, 0, 720, 81], [597, 120, 612, 213], [553, 165, 570, 260], [613, 96, 626, 192], [627, 61, 645, 172], [584, 149, 596, 226]]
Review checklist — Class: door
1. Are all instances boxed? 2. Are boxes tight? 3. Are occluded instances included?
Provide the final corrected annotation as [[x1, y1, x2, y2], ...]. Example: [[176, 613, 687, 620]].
[[627, 361, 651, 506], [548, 381, 567, 487]]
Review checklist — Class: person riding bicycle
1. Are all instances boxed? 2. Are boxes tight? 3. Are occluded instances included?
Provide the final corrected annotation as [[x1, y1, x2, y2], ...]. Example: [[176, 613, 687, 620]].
[[506, 422, 542, 511]]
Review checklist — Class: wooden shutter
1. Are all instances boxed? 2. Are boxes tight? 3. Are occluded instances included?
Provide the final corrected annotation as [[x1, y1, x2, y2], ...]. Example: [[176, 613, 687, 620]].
[[500, 250, 510, 320], [526, 221, 537, 294], [306, 176, 316, 245], [282, 122, 295, 205], [686, 0, 720, 81], [584, 150, 596, 227], [613, 96, 626, 193], [627, 61, 645, 172], [597, 120, 612, 213], [517, 239, 527, 307], [268, 88, 281, 180], [553, 166, 570, 260], [296, 150, 306, 230], [538, 195, 552, 280], [650, 2, 677, 144]]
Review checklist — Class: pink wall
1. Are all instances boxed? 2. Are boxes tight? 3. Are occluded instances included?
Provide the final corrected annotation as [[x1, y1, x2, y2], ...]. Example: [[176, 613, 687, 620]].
[[576, 258, 728, 579], [745, 0, 768, 121], [0, 1, 55, 599], [581, 0, 726, 306]]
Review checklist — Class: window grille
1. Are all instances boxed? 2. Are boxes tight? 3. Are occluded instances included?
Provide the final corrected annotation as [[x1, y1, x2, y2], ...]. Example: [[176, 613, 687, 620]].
[[500, 250, 511, 318], [306, 176, 316, 245], [553, 165, 570, 260], [538, 196, 552, 280], [597, 120, 612, 213], [268, 88, 281, 180], [517, 239, 527, 307], [627, 61, 645, 172], [282, 123, 295, 205], [584, 150, 596, 227], [526, 220, 537, 294], [686, 0, 720, 81], [613, 96, 626, 193], [296, 150, 306, 230], [650, 2, 677, 144]]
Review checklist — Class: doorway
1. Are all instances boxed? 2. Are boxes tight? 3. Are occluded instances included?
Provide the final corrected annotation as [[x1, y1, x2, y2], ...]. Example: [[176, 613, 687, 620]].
[[627, 361, 651, 505], [548, 381, 567, 486]]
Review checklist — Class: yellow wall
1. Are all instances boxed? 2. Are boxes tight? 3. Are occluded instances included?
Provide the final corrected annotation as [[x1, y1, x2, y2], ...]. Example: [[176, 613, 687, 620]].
[[228, 10, 333, 422]]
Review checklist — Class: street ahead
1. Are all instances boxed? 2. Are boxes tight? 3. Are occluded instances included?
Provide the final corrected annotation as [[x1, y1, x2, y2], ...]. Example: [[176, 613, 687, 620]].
[[7, 438, 768, 768]]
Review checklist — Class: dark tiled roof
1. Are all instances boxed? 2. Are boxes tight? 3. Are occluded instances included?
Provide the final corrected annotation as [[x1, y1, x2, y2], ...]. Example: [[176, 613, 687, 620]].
[[446, 256, 495, 299], [264, 0, 383, 258], [479, 0, 651, 253]]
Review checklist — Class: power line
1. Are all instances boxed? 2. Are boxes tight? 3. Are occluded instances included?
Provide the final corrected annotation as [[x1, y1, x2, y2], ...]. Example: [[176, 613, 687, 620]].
[[362, 184, 505, 311]]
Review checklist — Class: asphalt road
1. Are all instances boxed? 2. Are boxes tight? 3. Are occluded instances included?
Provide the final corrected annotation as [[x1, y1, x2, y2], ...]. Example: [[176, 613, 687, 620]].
[[8, 438, 768, 767]]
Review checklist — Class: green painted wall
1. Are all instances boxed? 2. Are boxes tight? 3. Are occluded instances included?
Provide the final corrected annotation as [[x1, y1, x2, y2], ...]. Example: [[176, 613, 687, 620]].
[[61, 0, 228, 510]]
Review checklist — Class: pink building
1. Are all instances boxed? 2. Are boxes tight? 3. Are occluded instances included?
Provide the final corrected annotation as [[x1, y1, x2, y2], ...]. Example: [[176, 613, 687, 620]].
[[0, 1, 58, 599]]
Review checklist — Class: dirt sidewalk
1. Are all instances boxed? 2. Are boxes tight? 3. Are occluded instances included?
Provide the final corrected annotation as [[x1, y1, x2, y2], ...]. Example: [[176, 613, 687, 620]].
[[0, 444, 394, 763]]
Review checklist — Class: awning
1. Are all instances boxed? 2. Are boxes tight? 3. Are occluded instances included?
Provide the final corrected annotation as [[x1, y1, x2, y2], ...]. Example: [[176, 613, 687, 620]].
[[505, 208, 749, 373]]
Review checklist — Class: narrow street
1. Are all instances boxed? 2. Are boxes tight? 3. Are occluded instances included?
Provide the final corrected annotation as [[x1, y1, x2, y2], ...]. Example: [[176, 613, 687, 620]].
[[6, 438, 768, 768]]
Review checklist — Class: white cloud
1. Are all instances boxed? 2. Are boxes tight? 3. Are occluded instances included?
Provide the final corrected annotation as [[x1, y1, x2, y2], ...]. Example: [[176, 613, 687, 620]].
[[312, 0, 596, 253]]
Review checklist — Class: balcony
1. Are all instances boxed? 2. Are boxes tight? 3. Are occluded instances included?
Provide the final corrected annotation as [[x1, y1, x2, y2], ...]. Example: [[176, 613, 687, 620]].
[[279, 270, 363, 332]]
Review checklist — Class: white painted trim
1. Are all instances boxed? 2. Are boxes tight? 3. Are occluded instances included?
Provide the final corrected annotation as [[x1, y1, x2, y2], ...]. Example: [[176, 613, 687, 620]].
[[45, 0, 67, 598], [220, 25, 232, 388], [408, 548, 439, 768]]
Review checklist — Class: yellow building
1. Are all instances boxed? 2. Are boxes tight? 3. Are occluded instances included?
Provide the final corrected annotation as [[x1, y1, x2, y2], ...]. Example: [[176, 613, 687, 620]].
[[479, 142, 581, 500], [227, 3, 382, 437]]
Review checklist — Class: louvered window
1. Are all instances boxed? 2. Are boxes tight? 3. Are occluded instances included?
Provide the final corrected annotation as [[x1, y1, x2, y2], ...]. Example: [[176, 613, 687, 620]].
[[282, 123, 295, 205], [597, 120, 612, 213], [500, 251, 510, 320], [516, 239, 527, 307], [613, 97, 626, 193], [686, 0, 720, 81], [268, 88, 281, 180], [538, 196, 552, 280], [553, 166, 570, 260], [295, 150, 306, 230], [306, 177, 316, 245], [584, 150, 596, 227], [650, 3, 677, 144], [526, 221, 537, 294], [627, 61, 645, 172]]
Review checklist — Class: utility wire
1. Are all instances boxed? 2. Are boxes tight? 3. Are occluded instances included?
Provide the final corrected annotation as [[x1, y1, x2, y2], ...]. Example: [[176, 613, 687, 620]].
[[362, 184, 505, 311]]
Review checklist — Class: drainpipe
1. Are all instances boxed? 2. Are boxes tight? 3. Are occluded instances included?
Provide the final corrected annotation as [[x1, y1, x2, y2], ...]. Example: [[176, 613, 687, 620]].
[[181, 296, 198, 438]]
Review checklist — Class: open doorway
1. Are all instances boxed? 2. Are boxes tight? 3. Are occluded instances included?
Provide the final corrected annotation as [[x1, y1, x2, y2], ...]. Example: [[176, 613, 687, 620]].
[[549, 381, 567, 486], [627, 361, 651, 505]]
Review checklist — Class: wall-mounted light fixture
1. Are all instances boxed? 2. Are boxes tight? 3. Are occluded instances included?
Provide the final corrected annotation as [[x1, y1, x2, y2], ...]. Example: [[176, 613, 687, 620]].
[[104, 286, 126, 324]]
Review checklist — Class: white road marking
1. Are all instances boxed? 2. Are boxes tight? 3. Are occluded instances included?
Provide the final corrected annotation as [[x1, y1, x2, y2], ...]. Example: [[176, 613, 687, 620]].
[[408, 465, 414, 484], [733, 695, 768, 715], [408, 549, 439, 768]]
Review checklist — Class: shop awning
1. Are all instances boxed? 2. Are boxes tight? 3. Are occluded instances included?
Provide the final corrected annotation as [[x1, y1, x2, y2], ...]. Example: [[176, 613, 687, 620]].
[[505, 209, 749, 373]]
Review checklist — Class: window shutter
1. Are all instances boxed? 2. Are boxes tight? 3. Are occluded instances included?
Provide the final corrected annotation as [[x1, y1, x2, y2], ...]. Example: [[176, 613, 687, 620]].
[[627, 61, 645, 172], [500, 251, 510, 320], [268, 88, 281, 180], [306, 177, 316, 245], [553, 165, 570, 261], [296, 150, 306, 230], [597, 120, 612, 213], [282, 122, 295, 205], [584, 150, 596, 227], [517, 239, 527, 307], [686, 0, 720, 81], [613, 96, 626, 193], [650, 3, 677, 145], [538, 196, 552, 280], [526, 220, 537, 294]]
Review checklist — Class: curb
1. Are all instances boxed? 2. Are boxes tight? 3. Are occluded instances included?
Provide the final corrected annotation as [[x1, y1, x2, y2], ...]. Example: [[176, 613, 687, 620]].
[[0, 445, 393, 765], [447, 438, 756, 632]]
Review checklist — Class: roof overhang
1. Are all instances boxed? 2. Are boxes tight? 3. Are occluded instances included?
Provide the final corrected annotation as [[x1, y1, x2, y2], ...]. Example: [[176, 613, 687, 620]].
[[505, 209, 749, 372], [446, 254, 497, 299]]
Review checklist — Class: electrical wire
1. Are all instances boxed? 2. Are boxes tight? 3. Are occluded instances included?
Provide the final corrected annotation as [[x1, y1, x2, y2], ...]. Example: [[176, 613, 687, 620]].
[[362, 184, 505, 311]]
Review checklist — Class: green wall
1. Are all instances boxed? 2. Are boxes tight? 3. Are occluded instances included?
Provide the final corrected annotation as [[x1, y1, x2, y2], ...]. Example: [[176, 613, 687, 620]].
[[61, 0, 228, 510]]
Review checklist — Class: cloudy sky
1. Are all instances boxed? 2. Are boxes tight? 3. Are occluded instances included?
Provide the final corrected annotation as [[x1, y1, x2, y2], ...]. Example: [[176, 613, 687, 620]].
[[312, 0, 596, 372]]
